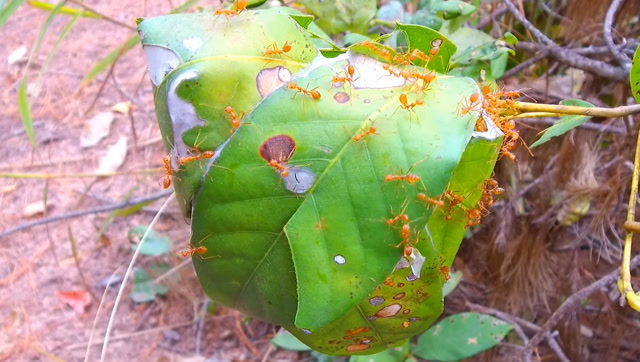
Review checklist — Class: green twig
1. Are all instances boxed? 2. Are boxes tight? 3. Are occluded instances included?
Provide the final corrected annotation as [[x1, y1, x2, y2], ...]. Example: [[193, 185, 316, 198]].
[[513, 102, 640, 118], [617, 122, 640, 311]]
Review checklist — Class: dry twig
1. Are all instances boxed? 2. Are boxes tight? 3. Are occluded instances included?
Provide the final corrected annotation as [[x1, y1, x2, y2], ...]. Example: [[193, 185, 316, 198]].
[[0, 190, 172, 240], [502, 0, 629, 82], [603, 0, 632, 69]]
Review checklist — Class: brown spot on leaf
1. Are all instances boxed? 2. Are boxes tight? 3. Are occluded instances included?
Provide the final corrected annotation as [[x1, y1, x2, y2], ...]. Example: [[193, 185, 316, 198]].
[[375, 303, 402, 318], [393, 292, 405, 300], [259, 135, 296, 163], [346, 344, 370, 352], [345, 327, 370, 336], [334, 92, 350, 103]]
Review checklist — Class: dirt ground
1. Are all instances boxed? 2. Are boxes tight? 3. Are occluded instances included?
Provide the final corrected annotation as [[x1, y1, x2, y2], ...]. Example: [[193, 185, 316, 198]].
[[0, 1, 300, 361]]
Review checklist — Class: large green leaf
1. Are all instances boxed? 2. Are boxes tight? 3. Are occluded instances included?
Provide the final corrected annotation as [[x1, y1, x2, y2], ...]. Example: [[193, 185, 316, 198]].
[[140, 8, 500, 356], [631, 42, 640, 105], [412, 312, 513, 361], [138, 9, 318, 216]]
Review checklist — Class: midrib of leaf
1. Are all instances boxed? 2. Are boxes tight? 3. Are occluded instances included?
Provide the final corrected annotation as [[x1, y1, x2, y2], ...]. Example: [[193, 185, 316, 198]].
[[234, 228, 287, 310]]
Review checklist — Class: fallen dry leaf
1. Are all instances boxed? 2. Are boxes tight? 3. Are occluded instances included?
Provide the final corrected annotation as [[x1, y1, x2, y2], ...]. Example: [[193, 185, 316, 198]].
[[80, 111, 114, 148], [55, 290, 92, 315], [111, 101, 135, 114], [23, 201, 49, 217], [7, 45, 26, 66], [96, 136, 128, 174]]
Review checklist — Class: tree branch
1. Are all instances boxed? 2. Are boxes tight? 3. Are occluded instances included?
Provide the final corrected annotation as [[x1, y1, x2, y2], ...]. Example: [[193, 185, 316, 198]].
[[503, 0, 629, 82], [0, 190, 173, 240], [603, 0, 632, 69]]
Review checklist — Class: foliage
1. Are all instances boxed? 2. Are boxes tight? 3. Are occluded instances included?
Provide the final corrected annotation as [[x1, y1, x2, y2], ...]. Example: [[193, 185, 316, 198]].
[[128, 225, 172, 256], [631, 42, 640, 105], [139, 5, 503, 356]]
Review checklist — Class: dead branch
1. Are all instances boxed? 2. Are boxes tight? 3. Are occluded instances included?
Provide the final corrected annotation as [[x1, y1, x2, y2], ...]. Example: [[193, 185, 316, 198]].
[[503, 0, 629, 82], [603, 0, 632, 69], [0, 190, 173, 240]]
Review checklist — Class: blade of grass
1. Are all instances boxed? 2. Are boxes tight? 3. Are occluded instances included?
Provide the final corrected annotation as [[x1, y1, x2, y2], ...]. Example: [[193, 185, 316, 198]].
[[81, 0, 203, 86], [18, 79, 36, 148], [28, 0, 100, 18], [34, 12, 80, 94], [20, 0, 66, 149], [0, 0, 27, 30]]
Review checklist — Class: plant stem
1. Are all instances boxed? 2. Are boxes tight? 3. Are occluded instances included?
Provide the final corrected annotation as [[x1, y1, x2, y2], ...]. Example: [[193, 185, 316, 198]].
[[618, 121, 640, 311], [513, 102, 640, 118]]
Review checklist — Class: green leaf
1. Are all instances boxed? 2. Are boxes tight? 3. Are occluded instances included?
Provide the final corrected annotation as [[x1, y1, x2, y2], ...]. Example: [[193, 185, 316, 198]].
[[395, 23, 457, 73], [412, 312, 513, 361], [0, 0, 26, 29], [431, 0, 475, 20], [271, 330, 313, 352], [631, 42, 640, 105], [530, 99, 594, 148], [289, 14, 315, 29], [141, 8, 500, 356], [18, 79, 36, 148], [502, 31, 518, 46], [299, 0, 376, 35], [128, 225, 172, 256], [130, 264, 171, 303], [442, 270, 462, 297]]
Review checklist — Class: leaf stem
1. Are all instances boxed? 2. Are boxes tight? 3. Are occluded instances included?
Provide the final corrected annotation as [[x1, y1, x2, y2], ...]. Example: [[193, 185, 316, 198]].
[[513, 102, 640, 118], [618, 121, 640, 311]]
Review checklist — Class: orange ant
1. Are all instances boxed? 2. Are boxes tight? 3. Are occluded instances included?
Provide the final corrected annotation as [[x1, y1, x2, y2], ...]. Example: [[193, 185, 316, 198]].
[[260, 134, 296, 178], [465, 208, 482, 228], [385, 172, 420, 184], [352, 122, 377, 142], [444, 190, 465, 220], [417, 193, 444, 207], [214, 0, 247, 17], [287, 82, 321, 100], [399, 93, 424, 110], [268, 159, 290, 177], [429, 39, 443, 56], [264, 41, 292, 57], [178, 149, 215, 166], [399, 93, 424, 122], [225, 106, 243, 130], [439, 266, 450, 281], [162, 155, 172, 189], [178, 232, 219, 260], [407, 48, 431, 66], [330, 64, 355, 88]]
